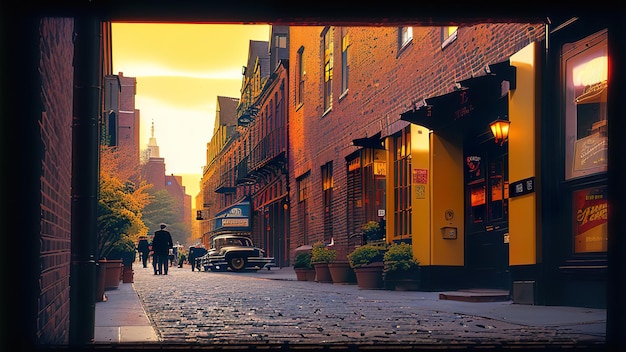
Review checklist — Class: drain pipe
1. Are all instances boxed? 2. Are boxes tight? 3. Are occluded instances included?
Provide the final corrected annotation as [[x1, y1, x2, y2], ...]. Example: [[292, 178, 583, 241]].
[[69, 16, 101, 345]]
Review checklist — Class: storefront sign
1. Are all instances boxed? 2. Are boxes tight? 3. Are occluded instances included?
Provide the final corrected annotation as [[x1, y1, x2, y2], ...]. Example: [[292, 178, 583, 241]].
[[573, 186, 608, 253], [510, 177, 535, 198], [214, 199, 251, 231]]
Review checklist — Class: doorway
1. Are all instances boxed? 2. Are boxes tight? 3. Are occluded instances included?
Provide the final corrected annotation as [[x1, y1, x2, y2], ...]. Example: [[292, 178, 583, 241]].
[[464, 141, 510, 289]]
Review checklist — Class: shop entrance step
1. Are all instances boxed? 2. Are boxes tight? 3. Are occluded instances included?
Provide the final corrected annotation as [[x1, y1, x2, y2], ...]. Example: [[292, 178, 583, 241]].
[[438, 288, 510, 302]]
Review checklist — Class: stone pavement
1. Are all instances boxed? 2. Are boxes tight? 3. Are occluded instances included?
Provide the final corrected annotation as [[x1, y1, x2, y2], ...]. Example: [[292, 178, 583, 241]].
[[93, 263, 608, 350]]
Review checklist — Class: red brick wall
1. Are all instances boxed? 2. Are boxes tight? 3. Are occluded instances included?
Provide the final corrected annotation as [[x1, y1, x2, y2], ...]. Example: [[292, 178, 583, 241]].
[[288, 24, 545, 257], [38, 17, 75, 344]]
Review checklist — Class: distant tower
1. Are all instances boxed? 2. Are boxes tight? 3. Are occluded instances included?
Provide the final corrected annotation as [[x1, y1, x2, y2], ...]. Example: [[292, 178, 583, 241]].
[[144, 120, 165, 191], [147, 119, 160, 158]]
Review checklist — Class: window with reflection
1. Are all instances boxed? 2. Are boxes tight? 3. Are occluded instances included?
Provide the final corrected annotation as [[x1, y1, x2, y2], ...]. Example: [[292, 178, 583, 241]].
[[563, 29, 608, 180], [393, 128, 411, 240]]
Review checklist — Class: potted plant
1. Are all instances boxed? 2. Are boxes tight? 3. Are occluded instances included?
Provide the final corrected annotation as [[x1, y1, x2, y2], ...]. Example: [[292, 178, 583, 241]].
[[347, 243, 387, 289], [311, 241, 336, 283], [327, 245, 355, 284], [362, 220, 384, 243], [383, 242, 421, 291], [293, 251, 316, 281]]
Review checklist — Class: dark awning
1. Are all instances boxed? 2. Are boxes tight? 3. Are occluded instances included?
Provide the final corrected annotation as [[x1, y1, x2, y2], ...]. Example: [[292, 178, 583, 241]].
[[352, 131, 385, 149], [400, 59, 516, 132]]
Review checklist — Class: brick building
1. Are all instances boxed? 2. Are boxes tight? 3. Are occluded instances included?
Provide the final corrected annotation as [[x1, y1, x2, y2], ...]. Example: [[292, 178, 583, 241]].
[[7, 5, 624, 349]]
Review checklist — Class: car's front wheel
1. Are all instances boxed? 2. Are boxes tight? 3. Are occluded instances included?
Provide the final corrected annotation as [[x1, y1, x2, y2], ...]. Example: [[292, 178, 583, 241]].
[[228, 255, 246, 271]]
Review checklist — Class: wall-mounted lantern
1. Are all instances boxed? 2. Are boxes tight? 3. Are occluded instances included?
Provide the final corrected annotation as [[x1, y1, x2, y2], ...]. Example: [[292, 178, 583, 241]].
[[490, 119, 510, 145]]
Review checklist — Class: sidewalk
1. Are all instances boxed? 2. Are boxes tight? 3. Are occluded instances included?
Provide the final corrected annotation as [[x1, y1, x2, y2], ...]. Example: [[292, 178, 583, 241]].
[[94, 266, 606, 344], [94, 279, 160, 343]]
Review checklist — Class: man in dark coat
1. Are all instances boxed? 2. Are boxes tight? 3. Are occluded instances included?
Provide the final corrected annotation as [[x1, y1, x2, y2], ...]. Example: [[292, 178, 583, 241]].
[[136, 237, 150, 268], [188, 247, 197, 271], [152, 223, 173, 275]]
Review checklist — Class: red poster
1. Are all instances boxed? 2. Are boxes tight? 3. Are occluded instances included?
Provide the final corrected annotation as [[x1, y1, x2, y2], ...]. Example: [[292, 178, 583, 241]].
[[413, 169, 428, 184], [573, 186, 608, 253]]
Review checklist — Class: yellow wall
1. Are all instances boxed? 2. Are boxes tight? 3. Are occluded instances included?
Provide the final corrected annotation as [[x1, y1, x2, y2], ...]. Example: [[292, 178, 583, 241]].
[[429, 129, 465, 266], [509, 41, 540, 265]]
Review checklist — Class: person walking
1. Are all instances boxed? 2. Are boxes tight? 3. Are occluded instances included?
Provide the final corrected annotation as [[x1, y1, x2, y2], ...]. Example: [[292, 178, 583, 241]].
[[152, 223, 173, 275], [137, 236, 150, 268], [188, 247, 197, 272]]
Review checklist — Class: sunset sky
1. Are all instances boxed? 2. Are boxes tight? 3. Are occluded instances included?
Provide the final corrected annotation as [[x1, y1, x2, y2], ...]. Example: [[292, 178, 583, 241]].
[[111, 23, 271, 198]]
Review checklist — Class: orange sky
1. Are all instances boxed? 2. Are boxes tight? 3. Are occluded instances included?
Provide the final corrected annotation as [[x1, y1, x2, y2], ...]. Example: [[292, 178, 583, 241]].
[[111, 23, 270, 199]]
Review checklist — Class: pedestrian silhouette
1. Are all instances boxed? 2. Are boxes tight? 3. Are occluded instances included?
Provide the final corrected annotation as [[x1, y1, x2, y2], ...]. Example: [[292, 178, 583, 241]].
[[137, 236, 150, 268], [152, 223, 173, 275]]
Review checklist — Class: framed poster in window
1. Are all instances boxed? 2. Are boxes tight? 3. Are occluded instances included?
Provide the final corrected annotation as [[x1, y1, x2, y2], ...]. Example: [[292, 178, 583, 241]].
[[563, 29, 608, 180], [572, 186, 608, 253]]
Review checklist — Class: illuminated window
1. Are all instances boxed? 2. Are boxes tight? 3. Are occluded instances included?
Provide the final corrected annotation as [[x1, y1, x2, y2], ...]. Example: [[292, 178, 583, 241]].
[[341, 28, 350, 95], [393, 128, 411, 240], [441, 26, 458, 49], [563, 29, 608, 180], [399, 26, 413, 50], [322, 27, 333, 113], [322, 162, 334, 241]]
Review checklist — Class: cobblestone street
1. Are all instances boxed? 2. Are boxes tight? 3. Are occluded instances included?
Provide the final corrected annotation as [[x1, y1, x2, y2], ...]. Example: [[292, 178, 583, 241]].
[[130, 263, 606, 349]]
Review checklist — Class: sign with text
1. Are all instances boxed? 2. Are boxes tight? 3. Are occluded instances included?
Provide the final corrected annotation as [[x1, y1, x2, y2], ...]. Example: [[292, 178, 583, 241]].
[[214, 199, 251, 231], [510, 177, 535, 198]]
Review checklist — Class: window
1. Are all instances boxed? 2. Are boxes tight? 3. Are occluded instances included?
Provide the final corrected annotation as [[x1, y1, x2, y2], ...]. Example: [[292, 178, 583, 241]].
[[399, 26, 413, 50], [297, 172, 309, 202], [322, 27, 333, 113], [563, 29, 608, 180], [275, 34, 287, 48], [441, 26, 458, 49], [341, 28, 350, 95], [322, 162, 334, 242], [393, 128, 411, 240], [296, 46, 304, 107], [346, 153, 364, 239], [297, 172, 310, 245]]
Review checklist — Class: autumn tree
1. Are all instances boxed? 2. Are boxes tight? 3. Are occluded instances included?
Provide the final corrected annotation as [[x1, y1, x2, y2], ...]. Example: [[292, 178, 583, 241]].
[[98, 145, 152, 259]]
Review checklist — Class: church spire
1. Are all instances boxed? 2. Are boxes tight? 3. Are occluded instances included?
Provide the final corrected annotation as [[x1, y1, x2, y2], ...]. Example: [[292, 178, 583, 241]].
[[147, 119, 160, 158]]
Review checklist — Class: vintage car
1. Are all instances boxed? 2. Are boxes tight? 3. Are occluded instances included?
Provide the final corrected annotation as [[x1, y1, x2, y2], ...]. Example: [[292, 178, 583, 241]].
[[198, 234, 276, 272]]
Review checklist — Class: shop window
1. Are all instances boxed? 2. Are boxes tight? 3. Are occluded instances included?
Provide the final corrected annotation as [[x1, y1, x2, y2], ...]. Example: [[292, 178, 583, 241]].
[[465, 148, 508, 232], [572, 186, 608, 253], [322, 162, 334, 242], [563, 29, 608, 180], [393, 128, 411, 240], [346, 153, 364, 239]]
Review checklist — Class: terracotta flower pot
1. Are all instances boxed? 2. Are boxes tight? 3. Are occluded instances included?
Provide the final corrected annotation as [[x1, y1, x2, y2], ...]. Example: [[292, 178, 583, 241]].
[[313, 262, 333, 283], [354, 261, 384, 289], [104, 259, 123, 290], [294, 267, 316, 281], [328, 261, 354, 284]]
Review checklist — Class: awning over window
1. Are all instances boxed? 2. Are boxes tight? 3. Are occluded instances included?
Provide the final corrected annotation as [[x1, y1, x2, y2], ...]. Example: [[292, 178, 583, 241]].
[[352, 131, 385, 149], [400, 59, 516, 132]]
